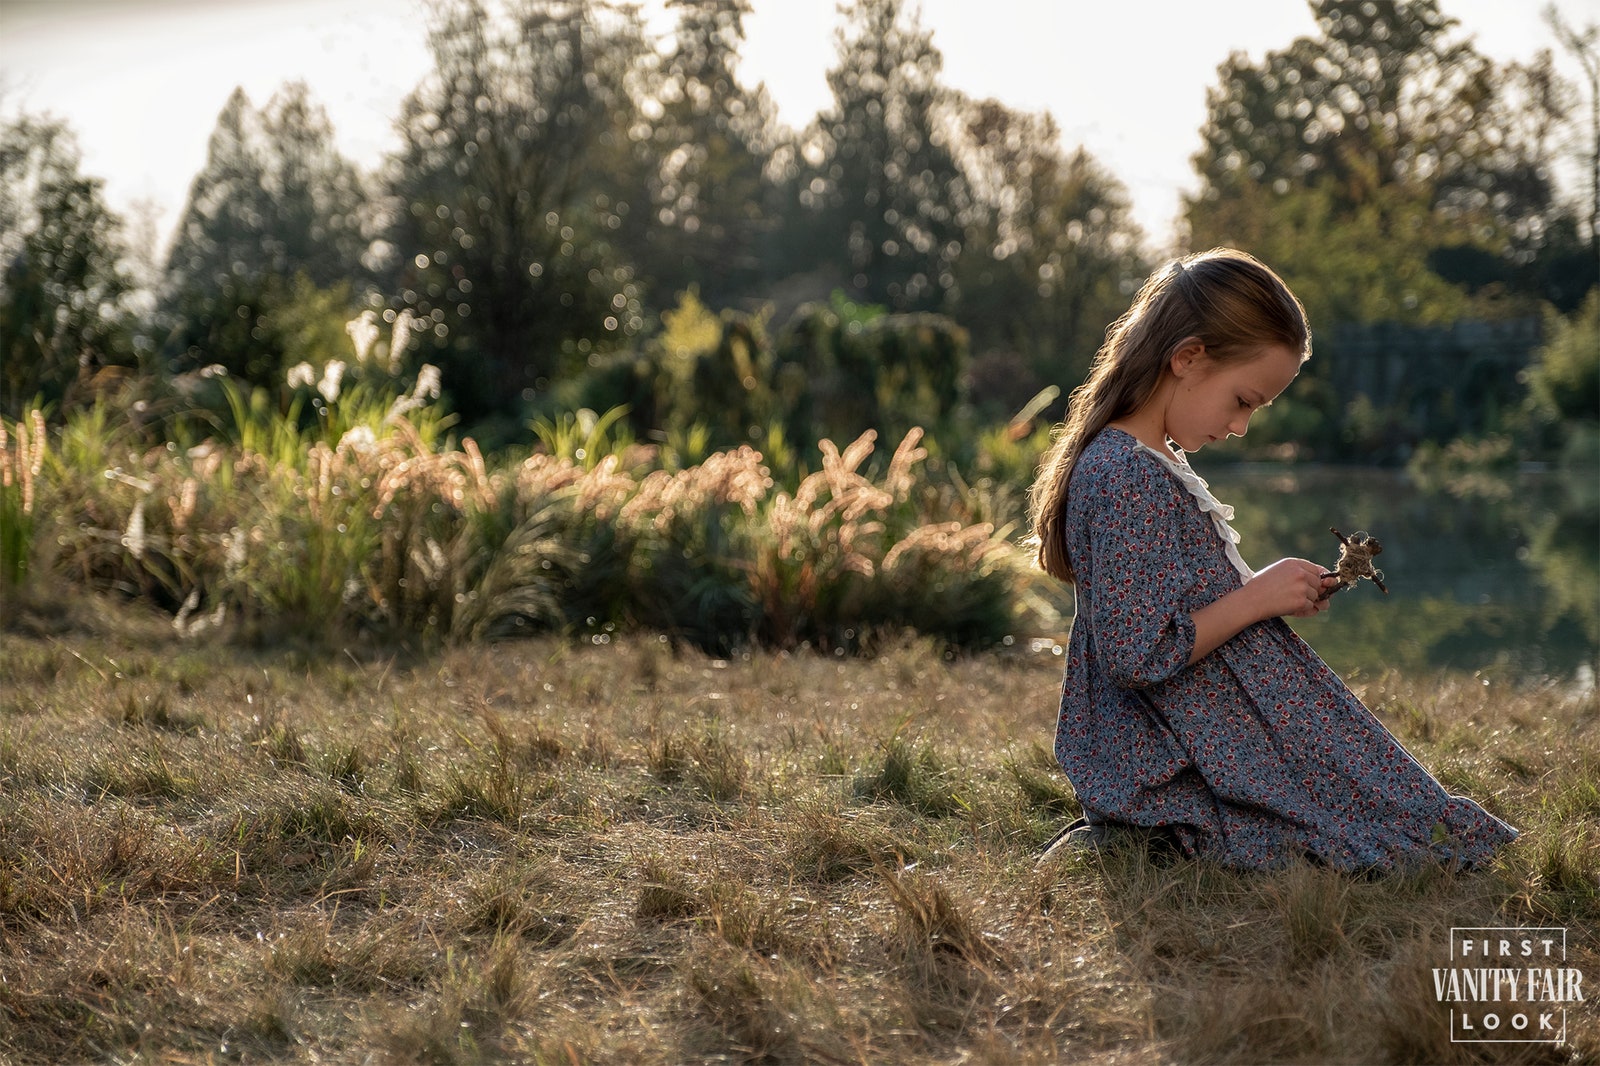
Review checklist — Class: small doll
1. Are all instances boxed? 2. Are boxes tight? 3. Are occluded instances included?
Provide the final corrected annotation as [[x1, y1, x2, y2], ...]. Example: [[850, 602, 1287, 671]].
[[1319, 527, 1387, 600]]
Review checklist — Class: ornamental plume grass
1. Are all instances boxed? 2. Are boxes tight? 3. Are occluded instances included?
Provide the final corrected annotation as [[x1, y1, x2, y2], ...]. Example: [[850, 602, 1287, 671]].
[[13, 388, 1038, 653], [0, 409, 47, 592]]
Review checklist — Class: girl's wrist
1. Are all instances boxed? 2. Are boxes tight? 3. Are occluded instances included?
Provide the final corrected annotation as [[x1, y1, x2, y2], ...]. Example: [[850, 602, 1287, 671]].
[[1231, 580, 1271, 625], [1189, 584, 1268, 664]]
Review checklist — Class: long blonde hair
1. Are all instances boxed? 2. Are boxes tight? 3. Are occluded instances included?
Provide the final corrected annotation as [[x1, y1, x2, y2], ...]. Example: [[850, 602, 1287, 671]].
[[1028, 248, 1309, 583]]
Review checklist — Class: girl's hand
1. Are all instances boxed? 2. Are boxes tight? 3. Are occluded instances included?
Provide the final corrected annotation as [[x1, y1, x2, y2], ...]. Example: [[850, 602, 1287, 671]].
[[1187, 557, 1336, 665], [1245, 558, 1339, 620]]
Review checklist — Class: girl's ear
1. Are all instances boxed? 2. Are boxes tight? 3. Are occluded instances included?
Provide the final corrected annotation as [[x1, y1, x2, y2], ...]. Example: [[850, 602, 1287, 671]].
[[1169, 337, 1207, 378]]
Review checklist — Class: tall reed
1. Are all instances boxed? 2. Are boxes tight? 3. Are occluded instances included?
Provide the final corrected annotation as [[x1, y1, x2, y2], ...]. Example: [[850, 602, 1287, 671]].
[[0, 410, 46, 593]]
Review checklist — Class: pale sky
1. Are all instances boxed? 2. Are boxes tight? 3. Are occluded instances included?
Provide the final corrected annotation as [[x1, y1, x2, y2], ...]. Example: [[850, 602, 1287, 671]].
[[1, 0, 1595, 260]]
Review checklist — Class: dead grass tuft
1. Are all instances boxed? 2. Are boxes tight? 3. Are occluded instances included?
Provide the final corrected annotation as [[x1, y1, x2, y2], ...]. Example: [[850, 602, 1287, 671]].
[[380, 936, 535, 1064], [854, 734, 972, 817], [1273, 860, 1354, 966], [636, 856, 702, 923], [463, 857, 578, 945], [781, 802, 919, 884], [111, 686, 203, 734], [885, 870, 1007, 1006]]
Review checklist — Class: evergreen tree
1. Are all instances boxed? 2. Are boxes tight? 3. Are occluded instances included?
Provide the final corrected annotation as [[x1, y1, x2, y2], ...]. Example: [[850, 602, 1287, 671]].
[[382, 0, 650, 427], [631, 0, 778, 310], [256, 82, 370, 288], [0, 114, 133, 416], [160, 84, 369, 382], [163, 88, 270, 302], [799, 0, 968, 312]]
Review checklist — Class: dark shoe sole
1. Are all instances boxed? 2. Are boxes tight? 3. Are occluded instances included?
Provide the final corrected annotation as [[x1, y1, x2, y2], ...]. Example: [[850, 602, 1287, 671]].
[[1037, 818, 1182, 866], [1036, 818, 1105, 863]]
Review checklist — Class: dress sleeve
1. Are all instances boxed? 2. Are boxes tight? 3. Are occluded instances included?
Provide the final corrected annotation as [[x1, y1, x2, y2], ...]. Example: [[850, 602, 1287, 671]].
[[1082, 454, 1198, 688]]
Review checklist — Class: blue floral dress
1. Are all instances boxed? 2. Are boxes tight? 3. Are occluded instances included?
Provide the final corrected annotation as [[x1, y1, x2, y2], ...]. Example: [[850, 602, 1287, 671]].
[[1054, 427, 1518, 872]]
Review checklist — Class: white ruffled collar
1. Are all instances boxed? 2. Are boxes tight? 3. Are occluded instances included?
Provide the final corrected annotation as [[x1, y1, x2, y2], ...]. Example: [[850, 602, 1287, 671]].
[[1121, 432, 1255, 581]]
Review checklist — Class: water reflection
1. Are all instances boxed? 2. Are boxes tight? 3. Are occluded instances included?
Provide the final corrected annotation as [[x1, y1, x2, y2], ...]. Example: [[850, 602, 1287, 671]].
[[1203, 465, 1599, 684]]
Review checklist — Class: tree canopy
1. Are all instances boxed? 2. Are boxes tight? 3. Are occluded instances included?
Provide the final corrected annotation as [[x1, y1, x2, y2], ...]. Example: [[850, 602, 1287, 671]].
[[2, 0, 1594, 461], [159, 83, 369, 383], [1186, 0, 1595, 324], [0, 114, 134, 415]]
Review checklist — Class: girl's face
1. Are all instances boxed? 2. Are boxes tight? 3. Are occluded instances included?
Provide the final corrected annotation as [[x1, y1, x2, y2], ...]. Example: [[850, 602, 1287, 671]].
[[1166, 344, 1302, 452]]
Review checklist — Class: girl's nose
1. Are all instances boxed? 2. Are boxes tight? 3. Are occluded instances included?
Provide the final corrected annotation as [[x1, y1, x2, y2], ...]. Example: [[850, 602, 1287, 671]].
[[1227, 413, 1251, 438]]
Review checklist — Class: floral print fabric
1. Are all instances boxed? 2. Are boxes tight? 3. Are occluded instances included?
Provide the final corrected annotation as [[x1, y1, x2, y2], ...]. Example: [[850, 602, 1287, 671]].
[[1054, 427, 1518, 871]]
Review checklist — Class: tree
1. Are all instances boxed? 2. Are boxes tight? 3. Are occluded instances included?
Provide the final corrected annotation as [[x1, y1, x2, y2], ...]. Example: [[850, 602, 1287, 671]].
[[381, 0, 651, 428], [1526, 288, 1599, 426], [1193, 1, 1482, 206], [624, 0, 779, 310], [160, 83, 370, 382], [1546, 5, 1599, 267], [163, 88, 269, 304], [1200, 176, 1473, 327], [797, 0, 968, 312], [255, 83, 370, 289], [1541, 7, 1600, 309], [1187, 0, 1583, 316], [1425, 48, 1599, 309], [0, 114, 134, 416], [952, 101, 1147, 412]]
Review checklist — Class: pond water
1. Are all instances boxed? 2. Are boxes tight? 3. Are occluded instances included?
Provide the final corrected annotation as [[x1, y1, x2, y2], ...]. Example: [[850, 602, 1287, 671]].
[[1195, 464, 1599, 687]]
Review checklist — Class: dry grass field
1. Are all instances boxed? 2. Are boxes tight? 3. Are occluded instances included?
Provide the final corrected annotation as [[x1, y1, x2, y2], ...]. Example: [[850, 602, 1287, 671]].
[[1, 591, 1596, 1064]]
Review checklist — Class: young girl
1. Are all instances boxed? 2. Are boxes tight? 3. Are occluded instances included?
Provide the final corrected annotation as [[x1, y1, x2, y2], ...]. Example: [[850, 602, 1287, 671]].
[[1029, 248, 1517, 873]]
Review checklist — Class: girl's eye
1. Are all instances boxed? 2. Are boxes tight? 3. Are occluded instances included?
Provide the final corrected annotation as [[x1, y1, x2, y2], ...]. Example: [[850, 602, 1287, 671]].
[[1237, 398, 1251, 409]]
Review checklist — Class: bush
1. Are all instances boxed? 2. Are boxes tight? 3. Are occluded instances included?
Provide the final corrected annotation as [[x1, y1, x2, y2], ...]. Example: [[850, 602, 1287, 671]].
[[1525, 290, 1600, 457], [546, 291, 973, 481]]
